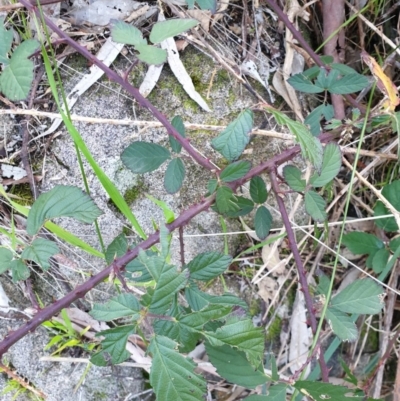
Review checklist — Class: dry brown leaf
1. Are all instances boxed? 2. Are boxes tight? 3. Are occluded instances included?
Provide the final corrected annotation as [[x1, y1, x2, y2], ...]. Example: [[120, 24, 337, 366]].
[[257, 276, 278, 303], [261, 243, 286, 275]]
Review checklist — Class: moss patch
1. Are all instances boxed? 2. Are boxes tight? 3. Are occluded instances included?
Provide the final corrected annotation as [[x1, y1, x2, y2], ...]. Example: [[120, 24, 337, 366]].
[[10, 184, 34, 206]]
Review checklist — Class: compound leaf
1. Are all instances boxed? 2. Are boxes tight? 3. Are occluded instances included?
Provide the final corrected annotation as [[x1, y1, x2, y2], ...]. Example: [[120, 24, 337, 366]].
[[328, 73, 369, 94], [186, 252, 232, 281], [205, 343, 269, 388], [148, 335, 206, 401], [122, 142, 171, 173], [250, 176, 268, 203], [304, 190, 327, 222], [330, 279, 384, 314], [164, 158, 185, 194], [150, 19, 199, 44], [221, 196, 254, 218], [212, 109, 253, 161], [216, 186, 240, 214], [283, 165, 306, 192], [26, 185, 102, 236], [325, 307, 358, 342], [243, 384, 287, 401], [342, 232, 384, 255], [287, 73, 324, 93], [0, 247, 13, 274], [21, 238, 59, 271], [170, 116, 186, 153], [254, 206, 272, 240], [110, 20, 147, 47], [90, 294, 141, 321], [310, 143, 341, 187], [220, 160, 251, 182]]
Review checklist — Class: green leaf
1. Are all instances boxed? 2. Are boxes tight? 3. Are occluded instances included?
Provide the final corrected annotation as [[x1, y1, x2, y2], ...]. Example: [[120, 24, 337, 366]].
[[90, 294, 141, 321], [374, 180, 400, 232], [105, 233, 127, 265], [302, 65, 321, 79], [110, 20, 147, 47], [255, 206, 272, 240], [205, 318, 264, 367], [342, 232, 384, 255], [146, 194, 175, 223], [0, 16, 13, 65], [0, 247, 13, 274], [243, 384, 287, 400], [0, 39, 40, 101], [170, 116, 186, 153], [250, 176, 268, 204], [325, 307, 358, 342], [328, 73, 369, 94], [220, 160, 251, 182], [121, 142, 171, 174], [26, 185, 102, 236], [159, 224, 171, 260], [304, 190, 327, 222], [331, 63, 359, 76], [287, 73, 324, 93], [164, 158, 185, 194], [283, 165, 306, 192], [10, 259, 30, 282], [390, 236, 400, 252], [92, 325, 135, 366], [196, 0, 217, 12], [315, 69, 340, 90], [21, 238, 59, 271], [135, 44, 167, 65], [148, 335, 206, 401], [304, 104, 326, 136], [207, 179, 218, 194], [206, 343, 269, 388], [150, 19, 199, 44], [211, 109, 253, 161], [125, 250, 156, 283], [267, 108, 323, 171], [310, 143, 342, 187], [223, 196, 254, 218], [216, 186, 240, 214], [330, 279, 384, 314], [294, 380, 364, 401], [186, 252, 232, 281]]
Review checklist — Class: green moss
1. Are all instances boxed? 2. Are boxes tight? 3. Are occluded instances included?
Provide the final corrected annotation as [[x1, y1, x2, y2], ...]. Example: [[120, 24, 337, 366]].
[[10, 184, 34, 206], [249, 298, 261, 316], [265, 316, 282, 341], [123, 180, 145, 204]]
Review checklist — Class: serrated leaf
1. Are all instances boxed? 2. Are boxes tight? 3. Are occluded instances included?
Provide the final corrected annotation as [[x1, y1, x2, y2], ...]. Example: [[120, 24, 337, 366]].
[[135, 44, 167, 65], [255, 206, 272, 240], [342, 232, 384, 255], [0, 247, 13, 274], [21, 238, 59, 271], [164, 158, 185, 194], [310, 143, 341, 187], [211, 109, 253, 161], [105, 233, 127, 265], [267, 108, 323, 171], [331, 278, 384, 314], [304, 191, 327, 222], [196, 0, 217, 12], [110, 20, 147, 47], [146, 194, 175, 223], [138, 250, 168, 282], [186, 252, 232, 281], [325, 307, 358, 342], [216, 186, 240, 214], [148, 335, 206, 401], [220, 160, 251, 182], [205, 318, 264, 367], [374, 180, 400, 232], [170, 116, 186, 153], [121, 142, 171, 174], [0, 38, 39, 101], [302, 65, 321, 79], [287, 73, 324, 93], [92, 325, 135, 366], [250, 176, 268, 204], [207, 179, 218, 194], [0, 16, 13, 65], [243, 384, 287, 400], [10, 259, 30, 282], [150, 20, 198, 44], [283, 165, 306, 192], [304, 104, 326, 136], [315, 68, 340, 90], [125, 251, 155, 283], [26, 185, 102, 236], [294, 380, 364, 401], [206, 343, 269, 388], [328, 73, 369, 94], [223, 196, 254, 218], [331, 63, 359, 76], [90, 294, 141, 321]]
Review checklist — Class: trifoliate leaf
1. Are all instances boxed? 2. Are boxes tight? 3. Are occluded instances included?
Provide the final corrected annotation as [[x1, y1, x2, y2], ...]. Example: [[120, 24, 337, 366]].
[[150, 19, 199, 44], [314, 68, 340, 90], [330, 278, 384, 314], [249, 176, 268, 203], [26, 185, 102, 236], [90, 294, 141, 321], [222, 196, 254, 218], [21, 238, 59, 271], [328, 73, 369, 94], [310, 143, 341, 187], [121, 141, 170, 173], [164, 158, 185, 194], [287, 73, 324, 93], [211, 109, 253, 161], [220, 160, 251, 182], [186, 252, 232, 281], [283, 165, 306, 192], [304, 190, 327, 222], [216, 186, 240, 214], [254, 206, 272, 240], [325, 307, 358, 342]]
